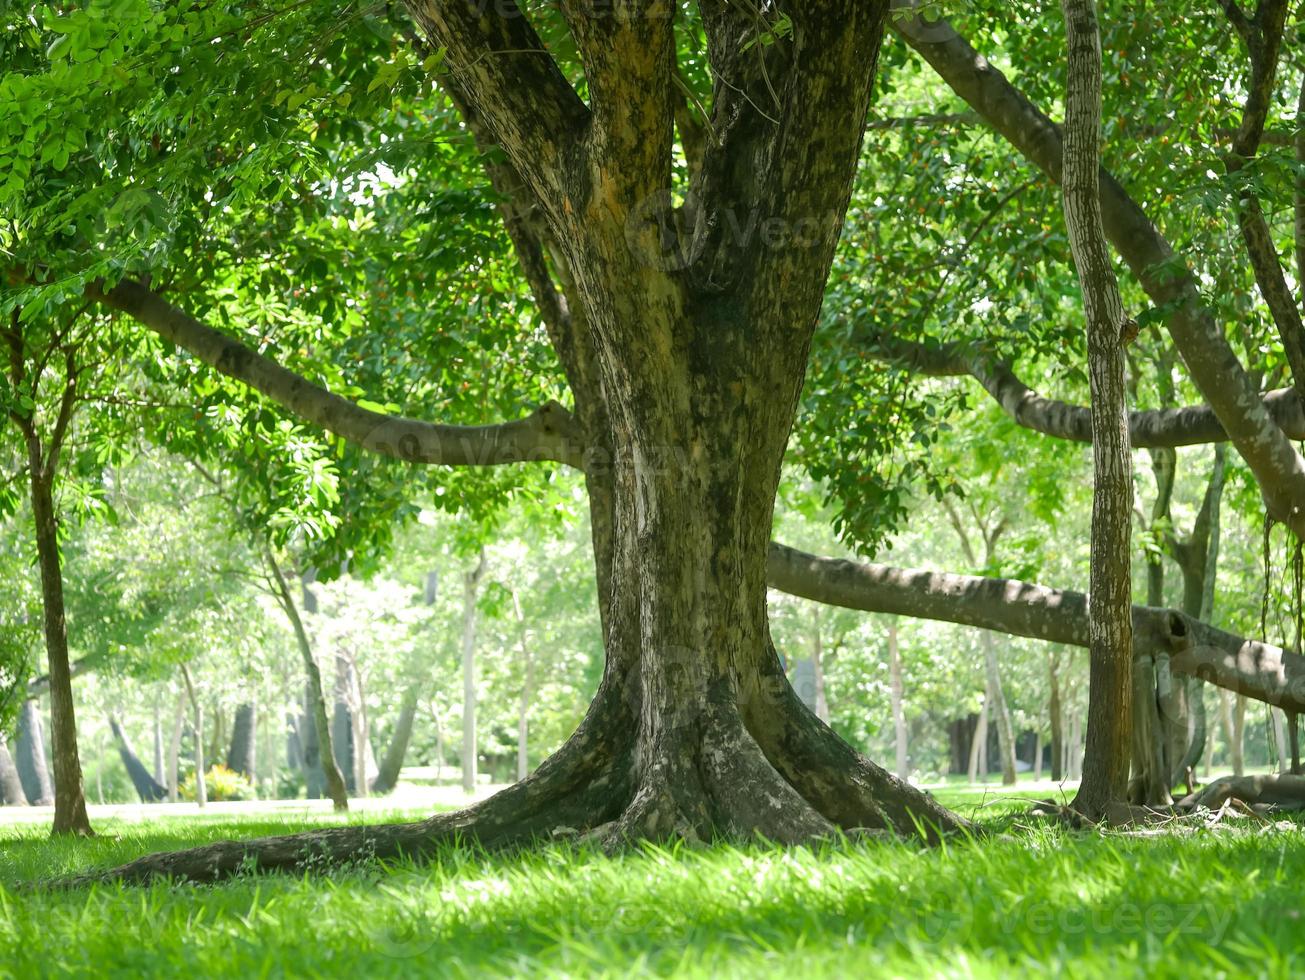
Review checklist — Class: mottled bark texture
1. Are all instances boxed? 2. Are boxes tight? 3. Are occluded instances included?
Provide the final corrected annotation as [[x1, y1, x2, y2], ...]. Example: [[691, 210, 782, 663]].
[[82, 1, 967, 886], [1060, 0, 1134, 818]]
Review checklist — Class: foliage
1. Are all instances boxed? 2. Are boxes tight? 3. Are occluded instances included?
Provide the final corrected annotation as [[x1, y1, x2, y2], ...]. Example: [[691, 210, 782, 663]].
[[181, 764, 255, 803], [3, 808, 1305, 976]]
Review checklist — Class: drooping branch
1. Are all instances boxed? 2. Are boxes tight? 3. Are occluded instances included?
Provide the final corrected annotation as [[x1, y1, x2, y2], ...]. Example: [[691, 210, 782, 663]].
[[863, 330, 1305, 446], [1219, 0, 1305, 404], [91, 278, 584, 469], [765, 542, 1305, 714], [893, 8, 1305, 535]]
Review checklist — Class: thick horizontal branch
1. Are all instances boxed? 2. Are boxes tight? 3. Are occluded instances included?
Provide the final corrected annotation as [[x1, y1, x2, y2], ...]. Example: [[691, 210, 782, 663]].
[[93, 279, 584, 469], [766, 541, 1305, 713], [25, 656, 94, 700], [869, 332, 1305, 447]]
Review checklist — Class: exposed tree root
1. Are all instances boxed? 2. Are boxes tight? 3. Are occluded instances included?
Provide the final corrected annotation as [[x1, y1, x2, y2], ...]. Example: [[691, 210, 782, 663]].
[[1176, 774, 1305, 812]]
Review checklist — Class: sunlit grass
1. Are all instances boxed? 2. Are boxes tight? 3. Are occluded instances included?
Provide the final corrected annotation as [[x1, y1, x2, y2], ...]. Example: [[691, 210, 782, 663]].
[[1, 806, 1303, 978]]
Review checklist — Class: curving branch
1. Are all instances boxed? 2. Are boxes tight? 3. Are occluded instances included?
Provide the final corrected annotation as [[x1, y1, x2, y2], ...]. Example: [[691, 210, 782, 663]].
[[892, 7, 1305, 535], [91, 278, 585, 469], [766, 541, 1305, 714], [865, 330, 1305, 446]]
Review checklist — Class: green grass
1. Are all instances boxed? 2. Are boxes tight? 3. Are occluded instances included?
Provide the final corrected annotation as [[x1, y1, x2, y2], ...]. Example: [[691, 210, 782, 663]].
[[2, 804, 1304, 978]]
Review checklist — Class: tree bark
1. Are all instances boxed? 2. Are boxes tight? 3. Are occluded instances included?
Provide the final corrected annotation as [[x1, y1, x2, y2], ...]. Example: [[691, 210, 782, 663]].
[[0, 740, 28, 805], [513, 590, 532, 782], [180, 664, 206, 807], [167, 690, 184, 803], [372, 687, 419, 795], [1061, 0, 1134, 818], [226, 702, 257, 781], [981, 633, 1018, 785], [266, 553, 348, 811], [1049, 654, 1064, 782], [888, 620, 909, 780], [14, 698, 53, 806], [152, 698, 164, 785], [109, 717, 167, 802], [967, 699, 988, 784], [28, 467, 92, 835], [461, 549, 486, 794]]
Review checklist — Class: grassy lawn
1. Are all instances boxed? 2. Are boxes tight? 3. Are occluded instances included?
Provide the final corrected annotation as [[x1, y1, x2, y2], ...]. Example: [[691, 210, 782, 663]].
[[2, 800, 1303, 978]]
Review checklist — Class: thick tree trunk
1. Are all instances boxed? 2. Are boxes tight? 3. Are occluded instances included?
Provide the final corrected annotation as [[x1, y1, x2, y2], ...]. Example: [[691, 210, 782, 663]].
[[14, 698, 54, 806], [888, 620, 909, 780], [461, 550, 485, 794], [0, 740, 28, 805], [372, 688, 419, 795], [1062, 0, 1134, 819], [28, 468, 92, 835], [226, 702, 257, 780], [109, 717, 167, 802]]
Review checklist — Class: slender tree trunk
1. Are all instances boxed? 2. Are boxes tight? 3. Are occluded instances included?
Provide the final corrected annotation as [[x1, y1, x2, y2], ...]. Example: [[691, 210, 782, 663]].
[[981, 633, 1018, 785], [14, 699, 54, 805], [1033, 731, 1043, 781], [372, 688, 420, 795], [1232, 694, 1247, 776], [461, 549, 486, 794], [167, 690, 184, 803], [1062, 0, 1134, 818], [0, 741, 28, 805], [28, 467, 92, 835], [811, 608, 830, 724], [967, 699, 988, 784], [1273, 708, 1290, 773], [1049, 656, 1065, 782], [180, 664, 206, 807], [265, 552, 347, 811], [888, 619, 908, 780], [1068, 710, 1084, 781], [109, 717, 167, 802], [152, 699, 164, 785], [513, 590, 533, 782]]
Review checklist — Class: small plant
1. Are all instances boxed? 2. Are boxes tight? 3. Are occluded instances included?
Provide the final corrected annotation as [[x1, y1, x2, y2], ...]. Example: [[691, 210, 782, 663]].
[[180, 763, 256, 802]]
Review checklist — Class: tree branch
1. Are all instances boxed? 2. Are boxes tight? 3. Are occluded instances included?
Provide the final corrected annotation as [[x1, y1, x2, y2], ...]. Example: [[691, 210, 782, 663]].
[[404, 0, 590, 216], [894, 12, 1305, 535], [91, 278, 584, 469], [765, 541, 1305, 714], [861, 329, 1305, 446]]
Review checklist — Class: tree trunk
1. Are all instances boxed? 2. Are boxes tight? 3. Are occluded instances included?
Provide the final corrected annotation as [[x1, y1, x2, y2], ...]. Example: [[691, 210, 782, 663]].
[[1274, 708, 1290, 773], [981, 633, 1018, 785], [513, 590, 533, 782], [1033, 730, 1043, 781], [888, 619, 909, 780], [14, 698, 54, 805], [461, 549, 485, 794], [0, 740, 28, 805], [372, 688, 419, 795], [1062, 0, 1134, 818], [811, 609, 830, 724], [1232, 693, 1247, 776], [1049, 656, 1064, 782], [109, 717, 167, 802], [181, 664, 206, 807], [152, 699, 164, 785], [967, 700, 988, 784], [266, 554, 347, 811], [28, 467, 92, 835], [167, 690, 184, 803], [226, 702, 257, 781]]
